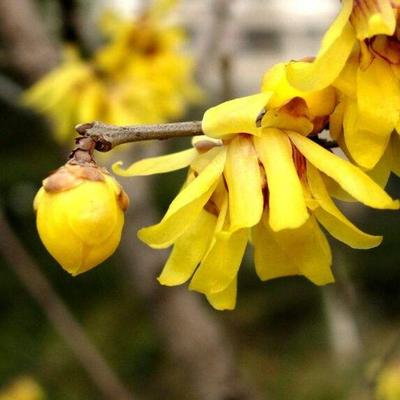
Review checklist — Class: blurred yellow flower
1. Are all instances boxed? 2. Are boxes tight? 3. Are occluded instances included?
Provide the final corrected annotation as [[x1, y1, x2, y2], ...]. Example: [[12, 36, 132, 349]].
[[286, 0, 400, 170], [377, 362, 400, 400], [114, 91, 397, 310], [0, 376, 45, 400], [23, 0, 199, 142], [34, 164, 128, 275]]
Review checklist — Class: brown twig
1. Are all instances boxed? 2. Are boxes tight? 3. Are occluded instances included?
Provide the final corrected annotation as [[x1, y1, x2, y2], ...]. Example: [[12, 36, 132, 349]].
[[75, 121, 204, 151], [75, 120, 339, 152], [0, 208, 135, 400]]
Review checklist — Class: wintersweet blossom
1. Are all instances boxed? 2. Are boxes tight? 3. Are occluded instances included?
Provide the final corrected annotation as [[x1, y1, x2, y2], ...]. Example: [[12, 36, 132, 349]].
[[23, 0, 199, 142], [286, 0, 400, 170], [0, 376, 44, 400], [114, 92, 398, 310]]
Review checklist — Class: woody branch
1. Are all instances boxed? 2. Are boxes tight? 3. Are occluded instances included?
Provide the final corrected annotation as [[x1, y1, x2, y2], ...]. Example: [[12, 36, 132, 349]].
[[75, 121, 204, 151], [75, 120, 338, 151]]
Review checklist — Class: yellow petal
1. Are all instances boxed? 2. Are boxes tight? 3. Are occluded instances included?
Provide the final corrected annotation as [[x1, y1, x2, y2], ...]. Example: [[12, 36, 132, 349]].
[[307, 163, 382, 249], [315, 208, 382, 249], [288, 131, 399, 210], [329, 102, 345, 141], [191, 135, 222, 146], [67, 180, 119, 245], [391, 133, 400, 177], [333, 57, 358, 99], [139, 184, 216, 249], [206, 278, 237, 311], [113, 148, 198, 176], [253, 218, 299, 281], [261, 108, 314, 136], [366, 143, 393, 188], [262, 63, 337, 118], [138, 148, 226, 248], [224, 135, 263, 231], [202, 93, 272, 138], [189, 229, 248, 294], [351, 0, 396, 40], [286, 0, 355, 92], [36, 192, 84, 273], [158, 210, 217, 286], [254, 129, 309, 231], [35, 178, 124, 276], [258, 213, 334, 285], [345, 58, 400, 169], [79, 221, 123, 275]]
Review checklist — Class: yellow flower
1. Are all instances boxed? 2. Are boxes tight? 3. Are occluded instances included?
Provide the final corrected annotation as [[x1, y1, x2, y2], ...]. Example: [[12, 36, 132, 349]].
[[23, 0, 199, 142], [376, 362, 400, 400], [286, 0, 400, 170], [34, 164, 129, 275], [0, 376, 45, 400], [114, 93, 397, 310]]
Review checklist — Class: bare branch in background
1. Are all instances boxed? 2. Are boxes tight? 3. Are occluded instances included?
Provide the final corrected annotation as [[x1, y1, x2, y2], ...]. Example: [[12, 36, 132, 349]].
[[0, 0, 59, 84], [0, 208, 135, 400], [323, 287, 362, 367], [59, 0, 91, 56], [59, 0, 80, 43], [75, 120, 338, 152], [195, 0, 234, 83], [323, 253, 365, 368], [217, 1, 239, 101], [219, 54, 234, 101], [194, 0, 238, 100]]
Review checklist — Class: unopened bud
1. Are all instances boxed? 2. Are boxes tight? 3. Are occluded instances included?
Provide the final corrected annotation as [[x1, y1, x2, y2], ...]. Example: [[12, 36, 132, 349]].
[[34, 164, 129, 275]]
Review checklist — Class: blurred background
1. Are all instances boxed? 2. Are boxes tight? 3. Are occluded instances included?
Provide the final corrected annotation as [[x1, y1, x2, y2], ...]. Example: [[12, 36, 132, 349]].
[[1, 1, 400, 399]]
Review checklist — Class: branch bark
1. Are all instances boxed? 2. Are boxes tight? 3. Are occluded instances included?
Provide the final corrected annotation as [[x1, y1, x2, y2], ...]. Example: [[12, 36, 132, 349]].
[[195, 0, 233, 84], [0, 0, 59, 84], [75, 120, 338, 152], [75, 121, 204, 151], [0, 207, 135, 400]]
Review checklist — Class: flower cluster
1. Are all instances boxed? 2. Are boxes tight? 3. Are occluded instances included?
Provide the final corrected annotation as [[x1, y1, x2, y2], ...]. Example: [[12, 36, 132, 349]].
[[24, 0, 199, 142], [0, 376, 44, 400], [286, 0, 400, 171], [34, 0, 400, 310], [115, 58, 398, 309]]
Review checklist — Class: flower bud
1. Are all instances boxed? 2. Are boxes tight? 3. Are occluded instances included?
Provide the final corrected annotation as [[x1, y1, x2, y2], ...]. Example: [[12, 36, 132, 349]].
[[34, 164, 129, 275]]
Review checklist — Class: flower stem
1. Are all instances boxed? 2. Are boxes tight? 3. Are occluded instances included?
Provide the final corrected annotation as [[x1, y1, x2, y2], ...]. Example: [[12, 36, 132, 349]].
[[75, 121, 204, 151], [75, 120, 339, 152]]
